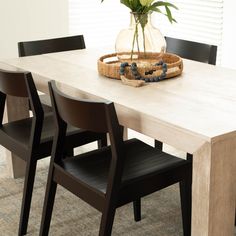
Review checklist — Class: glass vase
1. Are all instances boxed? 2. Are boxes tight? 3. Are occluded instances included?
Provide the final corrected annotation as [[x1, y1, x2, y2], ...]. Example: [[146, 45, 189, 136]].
[[115, 12, 166, 61]]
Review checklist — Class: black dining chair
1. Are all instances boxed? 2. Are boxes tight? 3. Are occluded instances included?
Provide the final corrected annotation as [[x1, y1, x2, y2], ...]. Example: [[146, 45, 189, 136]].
[[39, 80, 192, 236], [0, 69, 107, 236], [18, 35, 85, 57], [155, 37, 217, 150], [131, 37, 217, 234], [165, 37, 217, 65], [18, 35, 86, 112], [18, 34, 139, 226]]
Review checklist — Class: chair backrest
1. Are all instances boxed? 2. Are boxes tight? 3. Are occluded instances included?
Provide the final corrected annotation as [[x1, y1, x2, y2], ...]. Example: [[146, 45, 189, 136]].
[[0, 70, 29, 98], [0, 69, 44, 146], [18, 35, 86, 57], [49, 80, 125, 197], [49, 81, 110, 133], [0, 69, 43, 123], [48, 81, 124, 158], [165, 36, 217, 65]]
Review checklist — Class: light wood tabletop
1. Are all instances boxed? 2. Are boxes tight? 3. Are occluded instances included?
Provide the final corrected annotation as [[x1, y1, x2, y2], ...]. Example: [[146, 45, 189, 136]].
[[1, 48, 236, 236]]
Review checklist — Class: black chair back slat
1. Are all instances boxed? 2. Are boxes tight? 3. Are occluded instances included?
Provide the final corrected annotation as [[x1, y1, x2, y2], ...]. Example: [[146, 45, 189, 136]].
[[165, 36, 217, 65], [18, 35, 85, 57], [49, 81, 109, 133]]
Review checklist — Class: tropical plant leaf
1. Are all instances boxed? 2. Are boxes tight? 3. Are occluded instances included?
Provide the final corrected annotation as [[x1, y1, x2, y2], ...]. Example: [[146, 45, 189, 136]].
[[172, 17, 177, 23], [152, 1, 178, 10], [133, 0, 141, 9], [147, 5, 162, 12], [165, 6, 173, 23], [131, 0, 143, 11], [101, 0, 178, 24], [137, 5, 146, 13], [120, 0, 132, 9]]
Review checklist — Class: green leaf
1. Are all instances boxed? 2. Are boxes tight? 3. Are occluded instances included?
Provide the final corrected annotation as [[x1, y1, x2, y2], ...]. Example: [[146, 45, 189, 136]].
[[152, 1, 178, 10], [133, 0, 140, 9], [165, 5, 173, 23], [131, 0, 143, 12], [138, 5, 146, 13], [120, 0, 132, 9], [102, 0, 178, 24], [172, 18, 177, 23], [150, 7, 162, 14]]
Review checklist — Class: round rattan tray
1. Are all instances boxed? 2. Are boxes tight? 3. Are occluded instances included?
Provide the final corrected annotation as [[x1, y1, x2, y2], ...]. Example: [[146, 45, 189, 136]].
[[97, 52, 183, 87]]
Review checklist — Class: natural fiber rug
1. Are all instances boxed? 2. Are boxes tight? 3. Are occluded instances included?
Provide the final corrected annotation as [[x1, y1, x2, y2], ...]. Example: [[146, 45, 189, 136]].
[[0, 162, 183, 236]]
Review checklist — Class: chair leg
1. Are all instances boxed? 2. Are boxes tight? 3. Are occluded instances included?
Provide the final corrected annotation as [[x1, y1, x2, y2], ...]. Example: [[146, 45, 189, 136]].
[[99, 205, 116, 236], [133, 199, 141, 222], [39, 177, 57, 236], [154, 140, 163, 150], [98, 134, 107, 149], [179, 173, 192, 236], [18, 160, 37, 236]]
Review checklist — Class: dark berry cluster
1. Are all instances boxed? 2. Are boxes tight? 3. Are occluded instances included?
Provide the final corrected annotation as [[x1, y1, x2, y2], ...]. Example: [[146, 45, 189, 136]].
[[119, 60, 167, 83]]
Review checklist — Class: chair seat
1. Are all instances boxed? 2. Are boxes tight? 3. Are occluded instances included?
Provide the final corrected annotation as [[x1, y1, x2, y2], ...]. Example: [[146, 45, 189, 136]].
[[0, 114, 104, 160], [59, 138, 188, 194]]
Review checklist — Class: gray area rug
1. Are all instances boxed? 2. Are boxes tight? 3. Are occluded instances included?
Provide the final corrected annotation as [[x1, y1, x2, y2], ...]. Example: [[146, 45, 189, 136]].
[[0, 164, 183, 236]]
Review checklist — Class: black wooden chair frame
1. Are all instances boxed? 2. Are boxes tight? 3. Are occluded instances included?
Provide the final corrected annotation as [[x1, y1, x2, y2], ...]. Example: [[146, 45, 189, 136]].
[[18, 35, 86, 113], [165, 36, 217, 65], [18, 35, 85, 57], [0, 69, 107, 236], [155, 37, 217, 149], [39, 81, 192, 236]]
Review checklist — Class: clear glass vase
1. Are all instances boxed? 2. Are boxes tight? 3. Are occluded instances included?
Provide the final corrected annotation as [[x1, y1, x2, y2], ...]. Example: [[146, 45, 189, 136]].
[[115, 12, 166, 60]]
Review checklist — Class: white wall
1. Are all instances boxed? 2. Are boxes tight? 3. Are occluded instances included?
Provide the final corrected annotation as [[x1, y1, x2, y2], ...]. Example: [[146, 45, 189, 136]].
[[221, 1, 236, 69], [0, 0, 69, 59]]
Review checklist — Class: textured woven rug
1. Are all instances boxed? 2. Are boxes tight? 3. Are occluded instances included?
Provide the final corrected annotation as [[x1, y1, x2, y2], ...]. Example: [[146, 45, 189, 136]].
[[0, 162, 184, 236]]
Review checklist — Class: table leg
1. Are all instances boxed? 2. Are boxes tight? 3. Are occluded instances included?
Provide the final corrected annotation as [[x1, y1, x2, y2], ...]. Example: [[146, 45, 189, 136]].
[[5, 96, 29, 178], [192, 137, 236, 236]]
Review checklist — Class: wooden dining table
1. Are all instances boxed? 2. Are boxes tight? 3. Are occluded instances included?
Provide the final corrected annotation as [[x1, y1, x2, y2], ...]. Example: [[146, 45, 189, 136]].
[[1, 48, 236, 235]]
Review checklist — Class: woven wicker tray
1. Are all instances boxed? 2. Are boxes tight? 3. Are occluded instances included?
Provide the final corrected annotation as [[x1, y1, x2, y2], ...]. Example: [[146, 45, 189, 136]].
[[97, 52, 183, 87]]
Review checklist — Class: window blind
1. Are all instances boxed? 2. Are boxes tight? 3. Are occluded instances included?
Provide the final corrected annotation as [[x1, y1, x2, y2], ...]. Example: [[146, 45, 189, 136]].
[[69, 0, 223, 63], [157, 0, 223, 64], [69, 1, 129, 48]]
